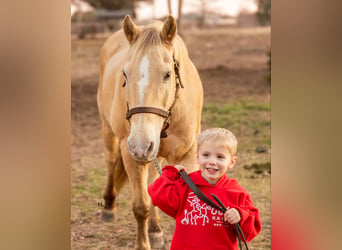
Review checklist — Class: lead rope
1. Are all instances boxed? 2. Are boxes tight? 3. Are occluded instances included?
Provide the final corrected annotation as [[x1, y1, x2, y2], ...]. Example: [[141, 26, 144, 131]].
[[153, 158, 162, 176]]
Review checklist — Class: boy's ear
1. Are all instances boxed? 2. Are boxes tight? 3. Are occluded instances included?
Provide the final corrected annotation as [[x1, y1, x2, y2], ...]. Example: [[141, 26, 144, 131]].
[[228, 156, 238, 169]]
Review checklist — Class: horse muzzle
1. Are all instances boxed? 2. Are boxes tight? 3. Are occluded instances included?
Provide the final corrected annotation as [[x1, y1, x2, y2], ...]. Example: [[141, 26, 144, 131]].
[[127, 137, 159, 162]]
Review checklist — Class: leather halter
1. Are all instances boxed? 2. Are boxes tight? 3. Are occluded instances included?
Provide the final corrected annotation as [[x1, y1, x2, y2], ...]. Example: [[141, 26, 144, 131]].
[[124, 55, 183, 138]]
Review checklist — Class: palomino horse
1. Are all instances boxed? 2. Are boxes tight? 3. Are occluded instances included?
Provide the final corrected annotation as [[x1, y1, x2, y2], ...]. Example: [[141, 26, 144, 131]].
[[97, 15, 203, 249]]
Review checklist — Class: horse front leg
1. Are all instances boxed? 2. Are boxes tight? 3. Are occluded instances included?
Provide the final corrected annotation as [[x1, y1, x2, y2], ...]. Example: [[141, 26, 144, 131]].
[[121, 143, 151, 250], [101, 120, 120, 222], [147, 158, 165, 249]]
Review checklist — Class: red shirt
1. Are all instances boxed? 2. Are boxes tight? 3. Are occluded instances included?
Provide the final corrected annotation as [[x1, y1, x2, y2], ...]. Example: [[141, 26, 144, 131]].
[[148, 165, 261, 250]]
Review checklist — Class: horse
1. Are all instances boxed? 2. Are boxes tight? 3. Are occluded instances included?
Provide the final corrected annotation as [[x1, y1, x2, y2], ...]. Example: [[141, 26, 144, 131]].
[[97, 15, 203, 249]]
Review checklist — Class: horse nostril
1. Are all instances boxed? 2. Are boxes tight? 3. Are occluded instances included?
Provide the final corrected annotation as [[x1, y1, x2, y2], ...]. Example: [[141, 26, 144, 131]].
[[128, 141, 135, 153], [144, 142, 154, 157]]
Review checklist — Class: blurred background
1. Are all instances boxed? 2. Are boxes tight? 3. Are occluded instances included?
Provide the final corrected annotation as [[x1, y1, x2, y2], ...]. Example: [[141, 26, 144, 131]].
[[71, 0, 270, 38], [71, 0, 270, 249]]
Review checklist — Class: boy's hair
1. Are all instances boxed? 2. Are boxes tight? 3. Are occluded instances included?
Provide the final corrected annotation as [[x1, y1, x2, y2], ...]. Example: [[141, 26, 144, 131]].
[[197, 128, 237, 157]]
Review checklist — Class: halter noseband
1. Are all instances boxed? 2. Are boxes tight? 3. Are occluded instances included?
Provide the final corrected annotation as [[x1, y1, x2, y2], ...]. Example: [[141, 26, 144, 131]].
[[124, 55, 183, 138]]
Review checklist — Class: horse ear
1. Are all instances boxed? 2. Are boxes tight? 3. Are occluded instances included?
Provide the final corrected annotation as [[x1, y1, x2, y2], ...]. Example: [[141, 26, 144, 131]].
[[161, 15, 177, 45], [123, 15, 141, 45]]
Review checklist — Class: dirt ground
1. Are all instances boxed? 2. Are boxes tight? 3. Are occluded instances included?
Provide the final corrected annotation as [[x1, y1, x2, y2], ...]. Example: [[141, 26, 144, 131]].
[[71, 26, 271, 249]]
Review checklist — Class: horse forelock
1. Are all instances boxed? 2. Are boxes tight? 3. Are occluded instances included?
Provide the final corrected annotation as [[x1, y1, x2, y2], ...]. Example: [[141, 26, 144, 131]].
[[132, 22, 171, 53]]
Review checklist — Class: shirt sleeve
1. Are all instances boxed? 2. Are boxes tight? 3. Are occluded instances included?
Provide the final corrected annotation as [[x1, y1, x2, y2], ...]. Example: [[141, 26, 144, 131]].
[[232, 191, 262, 242], [147, 165, 185, 218]]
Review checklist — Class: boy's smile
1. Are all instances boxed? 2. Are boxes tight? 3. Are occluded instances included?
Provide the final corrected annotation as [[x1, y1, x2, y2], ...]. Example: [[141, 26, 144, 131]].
[[197, 140, 237, 185]]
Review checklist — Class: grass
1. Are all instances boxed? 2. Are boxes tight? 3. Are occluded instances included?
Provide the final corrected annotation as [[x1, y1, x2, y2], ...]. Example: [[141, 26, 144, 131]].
[[202, 98, 270, 155], [71, 165, 107, 213]]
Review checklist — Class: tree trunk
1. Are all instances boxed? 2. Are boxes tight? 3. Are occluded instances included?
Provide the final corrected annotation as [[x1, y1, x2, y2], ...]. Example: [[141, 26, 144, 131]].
[[199, 0, 206, 28], [167, 0, 172, 15], [177, 0, 183, 34]]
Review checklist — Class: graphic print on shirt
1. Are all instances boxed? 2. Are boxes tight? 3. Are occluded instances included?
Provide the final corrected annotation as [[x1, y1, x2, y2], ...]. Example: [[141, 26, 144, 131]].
[[181, 192, 225, 227]]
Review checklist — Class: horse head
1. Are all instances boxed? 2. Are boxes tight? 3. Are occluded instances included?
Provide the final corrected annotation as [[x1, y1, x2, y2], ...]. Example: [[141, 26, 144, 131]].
[[122, 15, 178, 162]]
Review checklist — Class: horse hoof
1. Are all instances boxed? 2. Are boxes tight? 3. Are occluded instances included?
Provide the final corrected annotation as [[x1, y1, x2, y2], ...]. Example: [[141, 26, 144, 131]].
[[101, 209, 115, 222], [149, 232, 165, 249]]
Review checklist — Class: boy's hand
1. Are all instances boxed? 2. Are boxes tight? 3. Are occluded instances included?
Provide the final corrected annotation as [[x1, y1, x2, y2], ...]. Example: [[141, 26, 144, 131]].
[[175, 165, 186, 172], [224, 208, 241, 224]]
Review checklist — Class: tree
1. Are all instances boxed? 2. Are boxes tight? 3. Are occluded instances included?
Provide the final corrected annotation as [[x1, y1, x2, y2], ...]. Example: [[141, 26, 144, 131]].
[[198, 0, 206, 28], [177, 0, 183, 34], [167, 0, 172, 15], [257, 0, 271, 26]]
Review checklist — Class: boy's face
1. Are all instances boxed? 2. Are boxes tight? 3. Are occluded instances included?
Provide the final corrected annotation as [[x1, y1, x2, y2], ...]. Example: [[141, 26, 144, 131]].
[[197, 140, 237, 185]]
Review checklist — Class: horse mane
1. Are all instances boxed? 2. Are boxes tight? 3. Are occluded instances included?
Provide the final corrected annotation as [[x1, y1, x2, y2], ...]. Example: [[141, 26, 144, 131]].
[[133, 22, 165, 53]]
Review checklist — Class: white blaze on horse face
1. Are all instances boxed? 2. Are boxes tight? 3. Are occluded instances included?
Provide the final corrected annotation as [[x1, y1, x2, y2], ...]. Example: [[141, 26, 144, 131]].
[[137, 55, 150, 104], [127, 54, 162, 161]]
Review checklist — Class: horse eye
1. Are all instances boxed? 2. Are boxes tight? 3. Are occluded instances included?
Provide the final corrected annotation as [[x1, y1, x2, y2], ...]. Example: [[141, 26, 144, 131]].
[[163, 72, 171, 81], [122, 70, 128, 87]]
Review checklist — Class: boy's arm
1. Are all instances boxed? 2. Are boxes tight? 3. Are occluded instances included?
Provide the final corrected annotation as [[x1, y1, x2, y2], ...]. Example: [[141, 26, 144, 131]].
[[147, 165, 185, 218], [232, 193, 262, 242]]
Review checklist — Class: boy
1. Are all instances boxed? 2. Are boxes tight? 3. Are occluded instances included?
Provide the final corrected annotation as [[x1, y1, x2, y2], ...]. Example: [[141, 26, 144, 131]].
[[148, 128, 261, 249]]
